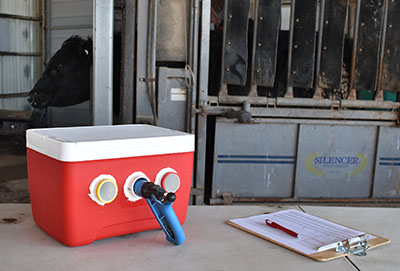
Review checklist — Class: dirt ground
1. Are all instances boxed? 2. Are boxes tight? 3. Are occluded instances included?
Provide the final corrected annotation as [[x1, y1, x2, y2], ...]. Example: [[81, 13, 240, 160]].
[[0, 138, 29, 203]]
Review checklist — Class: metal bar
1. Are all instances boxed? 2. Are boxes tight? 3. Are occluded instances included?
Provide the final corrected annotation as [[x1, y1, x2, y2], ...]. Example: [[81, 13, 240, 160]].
[[314, 0, 326, 96], [44, 0, 51, 66], [188, 0, 195, 133], [0, 92, 30, 99], [286, 0, 296, 91], [48, 24, 93, 30], [188, 0, 200, 133], [349, 0, 361, 93], [376, 0, 389, 93], [340, 99, 399, 108], [92, 0, 114, 125], [250, 0, 259, 88], [219, 0, 229, 96], [204, 106, 399, 121], [189, 0, 200, 134], [198, 0, 210, 105], [0, 13, 41, 21], [253, 118, 397, 128], [252, 107, 399, 120], [145, 0, 158, 125], [209, 196, 400, 205], [195, 0, 212, 205], [0, 52, 42, 56], [120, 0, 136, 124], [40, 0, 44, 75], [217, 96, 400, 109]]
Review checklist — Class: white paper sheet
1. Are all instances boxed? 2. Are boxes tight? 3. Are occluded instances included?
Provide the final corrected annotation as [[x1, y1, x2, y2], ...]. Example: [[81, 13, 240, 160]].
[[229, 209, 375, 255]]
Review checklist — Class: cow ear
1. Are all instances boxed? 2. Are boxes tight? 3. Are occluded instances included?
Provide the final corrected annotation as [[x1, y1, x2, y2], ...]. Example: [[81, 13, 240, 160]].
[[81, 38, 93, 58]]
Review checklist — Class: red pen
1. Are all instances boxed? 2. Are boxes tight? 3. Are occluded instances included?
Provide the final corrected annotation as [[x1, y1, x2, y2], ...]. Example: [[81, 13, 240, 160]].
[[265, 219, 300, 238]]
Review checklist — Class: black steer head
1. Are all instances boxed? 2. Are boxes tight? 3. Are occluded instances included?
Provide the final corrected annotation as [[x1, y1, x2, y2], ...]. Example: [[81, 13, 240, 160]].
[[28, 36, 93, 108]]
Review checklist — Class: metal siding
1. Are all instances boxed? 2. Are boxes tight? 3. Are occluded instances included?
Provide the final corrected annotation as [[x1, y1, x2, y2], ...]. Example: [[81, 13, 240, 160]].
[[49, 0, 93, 56], [0, 0, 41, 111], [373, 127, 400, 198], [0, 0, 39, 17], [212, 120, 297, 198], [295, 125, 377, 198], [0, 18, 41, 53], [50, 0, 93, 28], [1, 56, 40, 110], [157, 67, 188, 132]]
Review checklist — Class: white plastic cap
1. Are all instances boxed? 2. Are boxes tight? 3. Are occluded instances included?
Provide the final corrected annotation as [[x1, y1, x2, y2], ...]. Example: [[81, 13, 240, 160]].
[[155, 167, 180, 193]]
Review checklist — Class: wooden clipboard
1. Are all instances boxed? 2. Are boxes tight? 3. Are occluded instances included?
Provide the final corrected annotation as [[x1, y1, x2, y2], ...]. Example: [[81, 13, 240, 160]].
[[227, 212, 390, 262]]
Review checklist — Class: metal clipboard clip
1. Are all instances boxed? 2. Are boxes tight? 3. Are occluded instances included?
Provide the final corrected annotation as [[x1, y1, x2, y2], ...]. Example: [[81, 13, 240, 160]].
[[318, 234, 369, 256]]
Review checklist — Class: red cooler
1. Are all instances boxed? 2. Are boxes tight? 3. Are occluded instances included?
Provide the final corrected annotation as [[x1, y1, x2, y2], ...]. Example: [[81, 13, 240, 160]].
[[26, 125, 194, 246]]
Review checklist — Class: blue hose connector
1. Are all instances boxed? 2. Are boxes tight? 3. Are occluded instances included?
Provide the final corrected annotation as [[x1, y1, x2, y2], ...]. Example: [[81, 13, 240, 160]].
[[133, 178, 186, 245]]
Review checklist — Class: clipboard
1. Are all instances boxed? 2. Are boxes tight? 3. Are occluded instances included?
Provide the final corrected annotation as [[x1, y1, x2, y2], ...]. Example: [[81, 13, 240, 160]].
[[227, 209, 390, 262]]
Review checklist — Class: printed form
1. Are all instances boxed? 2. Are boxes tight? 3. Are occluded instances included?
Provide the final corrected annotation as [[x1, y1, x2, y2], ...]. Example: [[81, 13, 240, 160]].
[[229, 209, 375, 255]]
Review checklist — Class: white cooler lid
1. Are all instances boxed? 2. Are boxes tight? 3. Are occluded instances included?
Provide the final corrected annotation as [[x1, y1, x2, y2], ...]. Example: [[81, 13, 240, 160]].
[[26, 125, 195, 162]]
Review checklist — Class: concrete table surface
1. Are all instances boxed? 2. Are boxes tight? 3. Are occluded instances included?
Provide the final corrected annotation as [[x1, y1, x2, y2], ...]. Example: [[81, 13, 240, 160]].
[[302, 206, 399, 271], [0, 204, 396, 271]]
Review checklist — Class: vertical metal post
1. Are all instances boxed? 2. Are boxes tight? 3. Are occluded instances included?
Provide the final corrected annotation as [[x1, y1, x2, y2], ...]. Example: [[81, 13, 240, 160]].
[[285, 0, 296, 97], [136, 1, 154, 124], [250, 0, 259, 89], [120, 0, 136, 124], [93, 0, 114, 125], [314, 0, 326, 98], [188, 0, 200, 134], [39, 0, 44, 74], [376, 0, 389, 97], [146, 0, 158, 125], [44, 0, 52, 126], [349, 0, 361, 95], [43, 0, 51, 67], [194, 0, 211, 205]]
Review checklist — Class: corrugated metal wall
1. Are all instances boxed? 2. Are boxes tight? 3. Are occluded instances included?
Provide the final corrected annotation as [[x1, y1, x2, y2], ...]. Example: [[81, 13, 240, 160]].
[[0, 0, 42, 111], [49, 0, 93, 55]]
